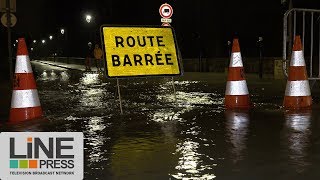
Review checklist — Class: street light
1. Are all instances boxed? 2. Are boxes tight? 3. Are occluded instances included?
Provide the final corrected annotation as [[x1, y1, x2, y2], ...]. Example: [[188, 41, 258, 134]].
[[33, 40, 37, 43], [85, 14, 92, 23], [257, 36, 263, 79], [60, 28, 65, 35], [227, 40, 231, 56], [49, 35, 53, 40], [42, 39, 46, 44]]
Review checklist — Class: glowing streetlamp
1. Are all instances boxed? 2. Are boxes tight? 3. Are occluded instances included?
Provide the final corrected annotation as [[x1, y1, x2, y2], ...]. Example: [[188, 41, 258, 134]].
[[257, 36, 264, 79], [33, 40, 37, 43], [60, 28, 65, 35], [42, 39, 46, 44], [85, 14, 92, 23], [49, 35, 53, 40]]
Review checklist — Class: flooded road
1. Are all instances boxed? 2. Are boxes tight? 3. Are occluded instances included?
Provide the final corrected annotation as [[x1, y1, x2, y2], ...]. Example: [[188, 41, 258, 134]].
[[2, 62, 320, 179]]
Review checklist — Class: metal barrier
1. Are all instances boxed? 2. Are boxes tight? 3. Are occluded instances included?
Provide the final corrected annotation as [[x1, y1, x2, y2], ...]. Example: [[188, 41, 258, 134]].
[[283, 8, 320, 79]]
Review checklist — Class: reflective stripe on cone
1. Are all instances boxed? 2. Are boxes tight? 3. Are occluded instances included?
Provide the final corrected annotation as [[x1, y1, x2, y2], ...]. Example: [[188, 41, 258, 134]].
[[11, 89, 41, 108], [285, 80, 311, 96], [225, 80, 249, 95], [15, 55, 33, 73]]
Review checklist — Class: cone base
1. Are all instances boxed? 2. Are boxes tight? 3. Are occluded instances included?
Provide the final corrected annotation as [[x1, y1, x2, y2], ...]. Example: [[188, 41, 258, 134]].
[[225, 95, 251, 109], [283, 96, 312, 110], [9, 106, 43, 123]]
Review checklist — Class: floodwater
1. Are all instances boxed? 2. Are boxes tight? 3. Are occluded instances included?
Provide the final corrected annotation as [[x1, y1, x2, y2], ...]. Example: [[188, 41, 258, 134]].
[[2, 62, 320, 180]]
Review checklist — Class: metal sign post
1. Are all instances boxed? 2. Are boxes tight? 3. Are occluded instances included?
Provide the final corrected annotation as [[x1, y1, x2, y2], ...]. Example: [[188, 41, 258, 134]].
[[116, 78, 123, 115], [171, 77, 177, 103], [160, 3, 177, 104]]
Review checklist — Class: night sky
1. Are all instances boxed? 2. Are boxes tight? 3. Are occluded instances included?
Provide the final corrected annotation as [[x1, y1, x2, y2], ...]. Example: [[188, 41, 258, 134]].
[[1, 0, 320, 61]]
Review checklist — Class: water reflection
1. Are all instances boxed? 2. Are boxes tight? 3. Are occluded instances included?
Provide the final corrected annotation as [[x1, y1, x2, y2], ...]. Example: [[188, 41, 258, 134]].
[[157, 91, 222, 108], [285, 111, 312, 172], [170, 80, 201, 86], [60, 71, 70, 81], [171, 139, 216, 180], [151, 108, 216, 179], [49, 70, 58, 81], [79, 88, 104, 108], [169, 110, 216, 179], [39, 70, 62, 81], [85, 116, 108, 164], [40, 70, 48, 80], [79, 73, 104, 108], [80, 72, 100, 85], [157, 80, 223, 109], [151, 109, 180, 139], [225, 110, 249, 163]]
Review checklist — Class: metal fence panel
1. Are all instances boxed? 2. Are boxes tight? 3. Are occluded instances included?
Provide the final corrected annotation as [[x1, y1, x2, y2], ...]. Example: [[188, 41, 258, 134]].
[[283, 8, 320, 79]]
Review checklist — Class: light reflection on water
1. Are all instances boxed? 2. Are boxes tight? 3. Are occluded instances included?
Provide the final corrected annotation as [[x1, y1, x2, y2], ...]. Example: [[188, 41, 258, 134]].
[[171, 139, 216, 180], [150, 108, 181, 143], [49, 70, 58, 81], [65, 115, 109, 166], [60, 71, 70, 81], [171, 80, 201, 86], [225, 110, 249, 163], [151, 108, 190, 123], [39, 70, 70, 82], [79, 88, 104, 107], [85, 116, 108, 164], [158, 80, 222, 108], [80, 72, 100, 85], [79, 72, 104, 108], [285, 111, 312, 172], [151, 85, 218, 179], [157, 91, 223, 107], [40, 70, 48, 80]]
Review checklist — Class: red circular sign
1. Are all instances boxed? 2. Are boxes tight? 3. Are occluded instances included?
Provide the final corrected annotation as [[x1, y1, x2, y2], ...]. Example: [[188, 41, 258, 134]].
[[159, 3, 173, 18]]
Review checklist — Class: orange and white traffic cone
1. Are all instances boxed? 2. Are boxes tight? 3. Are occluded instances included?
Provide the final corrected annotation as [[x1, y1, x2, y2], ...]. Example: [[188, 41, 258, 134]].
[[225, 38, 251, 109], [9, 38, 43, 123], [283, 35, 312, 110]]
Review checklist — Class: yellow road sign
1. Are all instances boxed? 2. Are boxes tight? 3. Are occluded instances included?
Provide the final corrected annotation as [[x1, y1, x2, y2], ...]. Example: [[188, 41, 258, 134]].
[[101, 25, 182, 78]]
